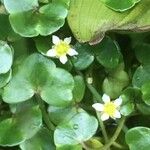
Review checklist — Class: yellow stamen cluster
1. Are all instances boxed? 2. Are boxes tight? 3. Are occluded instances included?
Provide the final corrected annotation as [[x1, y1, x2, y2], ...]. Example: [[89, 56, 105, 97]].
[[54, 41, 70, 56], [103, 102, 117, 117]]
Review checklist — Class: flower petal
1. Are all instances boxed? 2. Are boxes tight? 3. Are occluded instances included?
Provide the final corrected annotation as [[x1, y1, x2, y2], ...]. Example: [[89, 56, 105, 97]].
[[52, 35, 60, 45], [114, 96, 122, 107], [59, 55, 68, 64], [67, 48, 78, 56], [102, 93, 110, 103], [92, 103, 104, 111], [64, 37, 71, 44], [113, 110, 121, 119], [101, 113, 109, 121], [46, 49, 56, 57]]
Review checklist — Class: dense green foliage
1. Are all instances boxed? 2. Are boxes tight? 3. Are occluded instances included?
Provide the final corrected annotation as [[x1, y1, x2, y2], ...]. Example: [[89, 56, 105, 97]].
[[0, 0, 150, 150]]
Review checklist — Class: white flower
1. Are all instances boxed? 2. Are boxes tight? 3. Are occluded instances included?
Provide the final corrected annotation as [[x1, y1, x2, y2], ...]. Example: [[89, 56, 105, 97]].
[[46, 35, 78, 64], [92, 94, 122, 121]]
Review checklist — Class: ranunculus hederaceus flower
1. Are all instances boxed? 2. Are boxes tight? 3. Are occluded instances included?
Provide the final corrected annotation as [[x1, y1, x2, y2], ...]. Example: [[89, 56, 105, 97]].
[[46, 35, 78, 64], [92, 94, 122, 121]]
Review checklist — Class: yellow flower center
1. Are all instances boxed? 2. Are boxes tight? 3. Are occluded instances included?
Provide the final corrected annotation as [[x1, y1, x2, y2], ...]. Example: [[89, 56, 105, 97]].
[[54, 41, 70, 56], [103, 102, 117, 117]]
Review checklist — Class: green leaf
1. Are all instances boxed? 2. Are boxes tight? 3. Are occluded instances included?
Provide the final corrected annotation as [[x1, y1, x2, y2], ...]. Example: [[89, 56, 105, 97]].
[[0, 105, 42, 146], [9, 2, 68, 37], [39, 0, 49, 4], [57, 145, 82, 150], [120, 87, 141, 116], [132, 65, 150, 88], [103, 78, 121, 99], [68, 0, 150, 43], [0, 14, 19, 41], [141, 82, 150, 105], [137, 103, 150, 115], [120, 103, 134, 116], [0, 70, 11, 88], [41, 68, 74, 106], [48, 106, 76, 125], [20, 128, 55, 150], [71, 43, 94, 70], [34, 36, 52, 54], [134, 43, 150, 65], [101, 0, 141, 12], [3, 53, 74, 107], [94, 36, 121, 68], [54, 112, 98, 146], [73, 75, 85, 102], [0, 15, 10, 40], [85, 137, 103, 149], [126, 127, 150, 150], [4, 0, 39, 13], [0, 41, 13, 74], [48, 106, 83, 125], [103, 64, 129, 98], [53, 0, 70, 7]]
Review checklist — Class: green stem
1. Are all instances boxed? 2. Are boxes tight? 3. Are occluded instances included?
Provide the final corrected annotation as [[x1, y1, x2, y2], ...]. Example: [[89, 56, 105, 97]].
[[86, 83, 108, 145], [81, 142, 90, 150], [101, 116, 126, 150], [116, 120, 128, 133], [113, 142, 127, 149], [96, 111, 108, 143], [36, 94, 55, 131], [86, 82, 102, 102], [122, 125, 128, 133]]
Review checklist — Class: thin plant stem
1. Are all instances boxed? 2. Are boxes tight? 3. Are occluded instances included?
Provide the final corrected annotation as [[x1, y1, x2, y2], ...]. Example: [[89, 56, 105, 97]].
[[86, 83, 108, 143], [81, 142, 90, 150], [96, 111, 108, 142], [101, 116, 126, 150], [35, 94, 55, 131], [113, 142, 127, 149], [86, 82, 102, 102]]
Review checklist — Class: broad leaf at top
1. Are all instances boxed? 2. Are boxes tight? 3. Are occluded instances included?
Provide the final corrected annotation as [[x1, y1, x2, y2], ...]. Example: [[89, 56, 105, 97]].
[[4, 1, 69, 37], [101, 0, 141, 12], [68, 0, 150, 43], [3, 53, 74, 107]]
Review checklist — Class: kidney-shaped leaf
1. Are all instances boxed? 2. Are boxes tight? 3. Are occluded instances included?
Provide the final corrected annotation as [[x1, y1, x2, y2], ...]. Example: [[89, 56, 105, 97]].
[[126, 127, 150, 150], [3, 53, 74, 107], [101, 0, 141, 12], [68, 0, 150, 43], [20, 128, 55, 150], [8, 2, 68, 37], [54, 112, 98, 146], [0, 41, 13, 74], [0, 105, 42, 146]]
